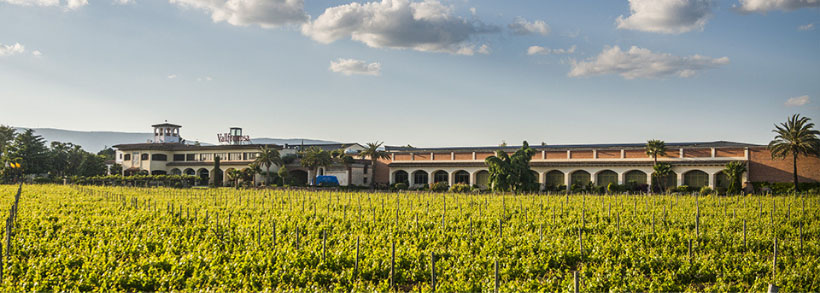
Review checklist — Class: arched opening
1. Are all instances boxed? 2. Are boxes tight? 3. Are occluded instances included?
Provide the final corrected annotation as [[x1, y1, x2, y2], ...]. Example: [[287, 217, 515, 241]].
[[596, 170, 618, 187], [715, 172, 730, 189], [570, 170, 591, 186], [454, 170, 470, 184], [212, 168, 223, 186], [289, 170, 308, 186], [198, 168, 209, 185], [475, 170, 490, 189], [394, 171, 409, 185], [412, 170, 428, 186], [684, 170, 709, 188], [624, 170, 647, 185], [652, 171, 678, 191], [433, 170, 448, 183], [170, 168, 182, 175], [184, 168, 195, 176], [545, 170, 565, 188]]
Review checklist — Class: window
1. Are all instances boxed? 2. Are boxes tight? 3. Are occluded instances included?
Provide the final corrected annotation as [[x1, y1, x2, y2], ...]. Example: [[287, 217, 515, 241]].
[[123, 154, 131, 161], [433, 171, 448, 183], [173, 154, 185, 161], [413, 171, 428, 185], [364, 165, 369, 174], [596, 170, 617, 187], [571, 171, 590, 186], [624, 170, 647, 185], [394, 171, 409, 184], [141, 153, 149, 160], [454, 171, 470, 184], [244, 152, 258, 160], [152, 154, 168, 161], [363, 177, 368, 184], [200, 153, 213, 161], [186, 154, 196, 161], [545, 171, 564, 187], [118, 153, 122, 159], [684, 170, 709, 188], [228, 152, 242, 161]]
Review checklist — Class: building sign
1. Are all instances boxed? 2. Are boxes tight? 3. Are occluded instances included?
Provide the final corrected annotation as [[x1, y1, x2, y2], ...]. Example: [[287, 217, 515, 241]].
[[217, 133, 251, 144]]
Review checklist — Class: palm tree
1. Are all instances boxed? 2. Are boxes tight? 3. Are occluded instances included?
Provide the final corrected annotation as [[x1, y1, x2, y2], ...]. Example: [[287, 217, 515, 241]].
[[768, 114, 820, 192], [645, 139, 667, 165], [226, 169, 242, 189], [300, 146, 332, 186], [254, 146, 282, 187], [485, 150, 512, 192], [359, 142, 391, 188], [652, 162, 673, 193], [723, 161, 747, 194], [247, 162, 262, 187]]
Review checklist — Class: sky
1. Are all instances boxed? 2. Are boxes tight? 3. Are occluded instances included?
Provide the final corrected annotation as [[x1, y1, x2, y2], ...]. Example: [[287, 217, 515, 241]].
[[0, 0, 818, 147]]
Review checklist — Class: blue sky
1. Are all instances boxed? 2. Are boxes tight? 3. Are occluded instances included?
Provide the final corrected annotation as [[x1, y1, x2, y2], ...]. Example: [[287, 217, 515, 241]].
[[1, 0, 818, 147]]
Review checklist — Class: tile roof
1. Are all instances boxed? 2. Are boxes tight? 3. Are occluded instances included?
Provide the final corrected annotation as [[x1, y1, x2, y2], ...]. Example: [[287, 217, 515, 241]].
[[385, 141, 763, 152]]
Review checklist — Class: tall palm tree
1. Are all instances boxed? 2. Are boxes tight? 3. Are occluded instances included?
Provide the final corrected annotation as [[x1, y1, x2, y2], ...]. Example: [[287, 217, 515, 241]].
[[332, 148, 355, 186], [359, 142, 391, 188], [723, 161, 747, 194], [768, 114, 820, 192], [300, 146, 332, 186], [254, 146, 281, 187], [645, 139, 667, 165]]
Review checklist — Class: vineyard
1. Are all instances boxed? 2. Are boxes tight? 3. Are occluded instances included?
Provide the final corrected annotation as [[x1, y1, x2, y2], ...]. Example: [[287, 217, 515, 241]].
[[0, 184, 817, 291]]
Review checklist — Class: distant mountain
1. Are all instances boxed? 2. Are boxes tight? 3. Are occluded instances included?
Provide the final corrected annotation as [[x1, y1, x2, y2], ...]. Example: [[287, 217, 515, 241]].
[[17, 128, 153, 153], [250, 138, 341, 146], [13, 127, 340, 153]]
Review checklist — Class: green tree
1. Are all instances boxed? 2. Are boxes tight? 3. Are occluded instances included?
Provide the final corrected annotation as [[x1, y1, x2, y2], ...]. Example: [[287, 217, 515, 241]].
[[300, 146, 332, 186], [97, 147, 116, 161], [247, 162, 262, 187], [485, 141, 538, 193], [332, 148, 355, 186], [226, 169, 242, 188], [652, 162, 673, 193], [768, 114, 820, 192], [277, 165, 290, 186], [359, 142, 391, 188], [254, 146, 282, 186], [645, 139, 667, 166], [723, 161, 747, 194], [0, 125, 15, 160], [5, 129, 51, 175], [213, 156, 222, 186]]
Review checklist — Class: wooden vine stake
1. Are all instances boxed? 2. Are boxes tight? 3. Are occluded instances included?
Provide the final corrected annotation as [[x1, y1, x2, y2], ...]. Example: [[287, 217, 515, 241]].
[[573, 271, 579, 293], [494, 259, 499, 293], [431, 251, 436, 293], [769, 236, 778, 293], [390, 240, 395, 290]]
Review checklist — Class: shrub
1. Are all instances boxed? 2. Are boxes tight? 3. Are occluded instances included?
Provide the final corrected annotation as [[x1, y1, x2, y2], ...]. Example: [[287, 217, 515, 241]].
[[449, 183, 471, 193], [392, 183, 408, 190], [699, 186, 713, 195], [676, 185, 690, 193], [607, 183, 618, 194], [431, 182, 449, 192]]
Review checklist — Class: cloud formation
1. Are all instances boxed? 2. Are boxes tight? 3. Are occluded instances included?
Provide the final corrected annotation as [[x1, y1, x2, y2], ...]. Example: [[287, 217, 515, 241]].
[[509, 17, 550, 35], [0, 42, 25, 56], [169, 0, 308, 28], [527, 45, 576, 55], [785, 95, 810, 106], [798, 23, 814, 31], [167, 74, 177, 79], [0, 0, 86, 9], [735, 0, 820, 13], [329, 58, 381, 76], [616, 0, 713, 34], [568, 45, 729, 79], [301, 0, 498, 55]]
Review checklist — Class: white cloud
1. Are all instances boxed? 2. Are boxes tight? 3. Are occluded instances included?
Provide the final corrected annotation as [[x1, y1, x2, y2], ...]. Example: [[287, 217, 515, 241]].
[[0, 42, 25, 57], [798, 23, 815, 31], [469, 7, 476, 15], [169, 0, 308, 29], [31, 50, 42, 56], [735, 0, 820, 13], [508, 17, 550, 36], [196, 76, 213, 81], [329, 58, 381, 76], [527, 45, 575, 55], [114, 0, 135, 5], [301, 0, 498, 55], [0, 0, 87, 9], [568, 45, 729, 79], [167, 74, 177, 79], [785, 95, 810, 106], [616, 0, 713, 34]]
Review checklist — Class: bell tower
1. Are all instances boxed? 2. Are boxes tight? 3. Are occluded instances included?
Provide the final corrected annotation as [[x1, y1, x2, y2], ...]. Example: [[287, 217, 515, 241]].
[[152, 121, 182, 143]]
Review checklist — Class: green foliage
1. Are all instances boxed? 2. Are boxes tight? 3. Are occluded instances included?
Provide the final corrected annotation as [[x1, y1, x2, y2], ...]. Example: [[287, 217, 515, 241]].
[[1, 185, 816, 292], [645, 139, 667, 164], [359, 142, 391, 187], [277, 166, 290, 186], [300, 147, 333, 186], [699, 186, 713, 195], [430, 181, 449, 192], [652, 162, 673, 192], [768, 114, 820, 192], [676, 185, 691, 193], [391, 182, 408, 190], [484, 141, 539, 193], [4, 129, 51, 175], [449, 183, 471, 193], [255, 146, 282, 186], [723, 161, 747, 194]]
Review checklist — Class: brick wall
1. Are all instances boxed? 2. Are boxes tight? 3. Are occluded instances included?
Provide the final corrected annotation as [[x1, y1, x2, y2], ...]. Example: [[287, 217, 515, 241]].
[[375, 158, 391, 184], [597, 150, 620, 159], [716, 148, 745, 157], [570, 150, 594, 159], [454, 153, 472, 160], [684, 149, 711, 158], [748, 148, 820, 183], [545, 151, 566, 159]]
